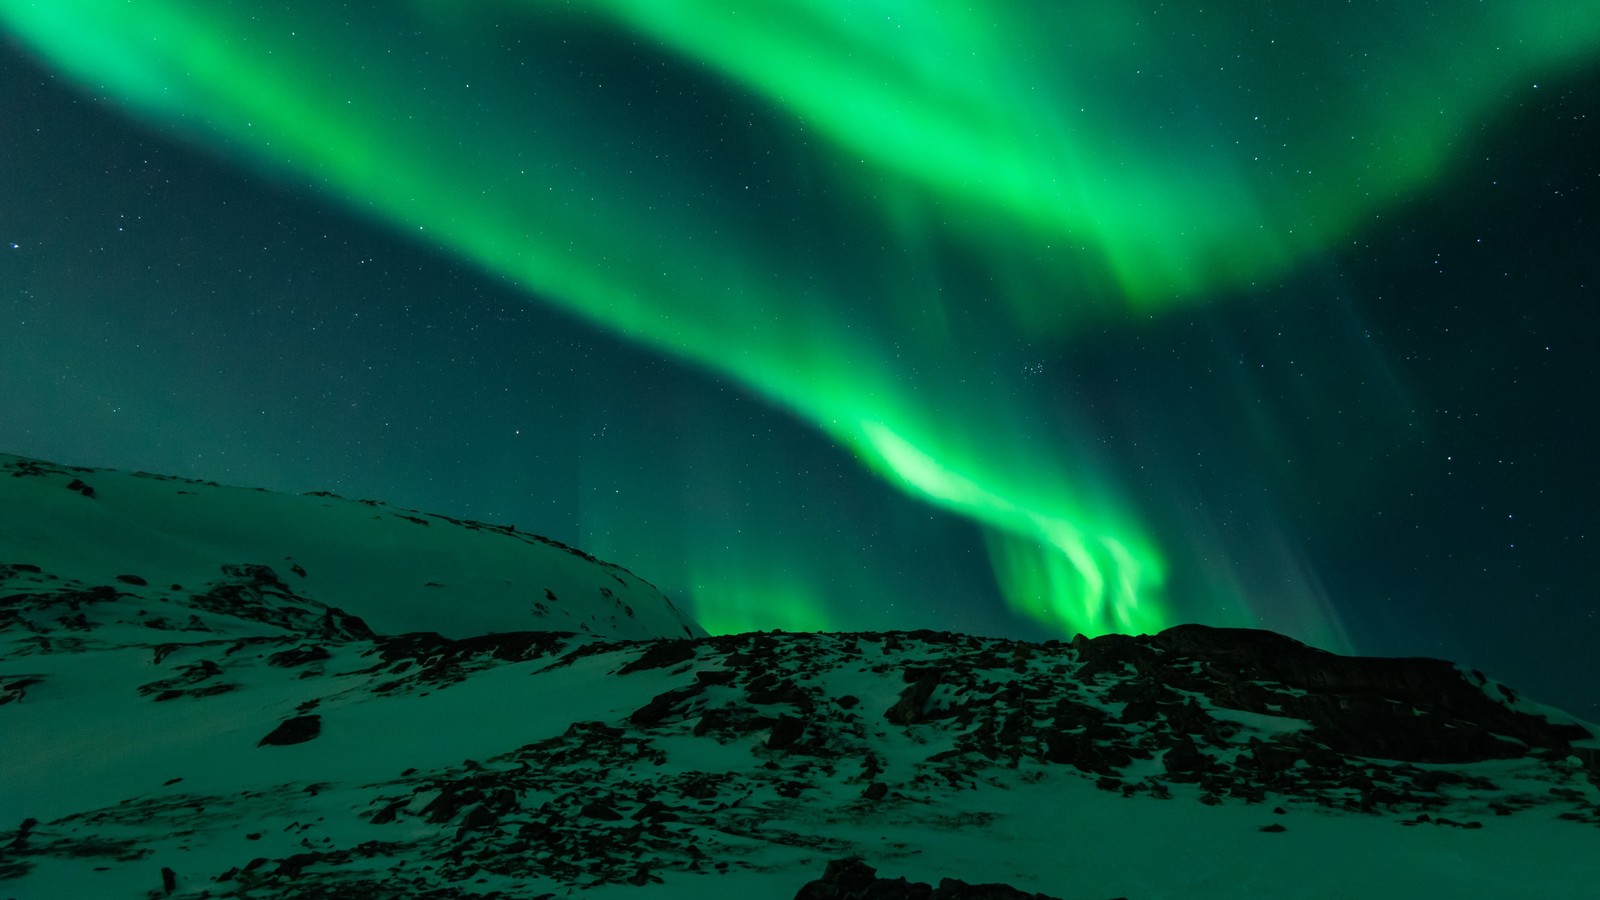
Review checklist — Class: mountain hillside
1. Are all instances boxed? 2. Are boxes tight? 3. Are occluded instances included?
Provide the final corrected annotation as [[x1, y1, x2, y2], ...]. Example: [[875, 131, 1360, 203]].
[[2, 455, 1597, 899], [0, 454, 701, 642]]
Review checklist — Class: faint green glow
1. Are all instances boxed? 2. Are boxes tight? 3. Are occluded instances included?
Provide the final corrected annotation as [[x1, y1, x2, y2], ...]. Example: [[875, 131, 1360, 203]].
[[5, 0, 1595, 639], [689, 577, 837, 636]]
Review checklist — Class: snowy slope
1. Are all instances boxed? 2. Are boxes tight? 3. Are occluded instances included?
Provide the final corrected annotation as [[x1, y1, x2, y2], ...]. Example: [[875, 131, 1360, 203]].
[[0, 454, 701, 641], [3, 456, 1598, 899]]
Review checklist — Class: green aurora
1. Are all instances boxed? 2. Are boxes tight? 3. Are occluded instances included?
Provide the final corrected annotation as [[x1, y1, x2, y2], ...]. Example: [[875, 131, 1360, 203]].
[[5, 0, 1596, 643]]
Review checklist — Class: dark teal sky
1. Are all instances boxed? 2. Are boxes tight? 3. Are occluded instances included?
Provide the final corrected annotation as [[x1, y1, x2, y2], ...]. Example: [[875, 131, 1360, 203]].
[[1, 8, 1596, 717]]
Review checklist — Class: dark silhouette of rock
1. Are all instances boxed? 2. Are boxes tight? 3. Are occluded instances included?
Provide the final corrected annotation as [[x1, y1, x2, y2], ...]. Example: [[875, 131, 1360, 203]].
[[794, 857, 1066, 900], [768, 714, 806, 749], [618, 638, 696, 674], [6, 818, 36, 852], [885, 669, 942, 724], [695, 668, 738, 686], [274, 852, 321, 878], [267, 644, 332, 668], [580, 800, 623, 821], [1146, 624, 1591, 763], [630, 685, 701, 727], [1160, 737, 1211, 780], [257, 714, 322, 746]]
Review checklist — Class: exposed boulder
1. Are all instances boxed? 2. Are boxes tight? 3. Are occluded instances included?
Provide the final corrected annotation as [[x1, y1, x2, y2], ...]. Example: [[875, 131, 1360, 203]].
[[794, 857, 1067, 900], [257, 714, 322, 747]]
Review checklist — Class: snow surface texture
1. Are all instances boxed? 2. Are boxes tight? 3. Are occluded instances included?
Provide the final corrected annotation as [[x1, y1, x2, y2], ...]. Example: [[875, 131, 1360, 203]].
[[0, 455, 700, 643], [3, 454, 1598, 899]]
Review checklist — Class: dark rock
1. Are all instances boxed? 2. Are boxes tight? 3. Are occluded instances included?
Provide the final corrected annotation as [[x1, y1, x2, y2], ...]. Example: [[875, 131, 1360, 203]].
[[267, 645, 332, 668], [794, 857, 1065, 900], [618, 639, 696, 674], [257, 714, 322, 746], [886, 669, 942, 724], [0, 677, 43, 705], [370, 799, 409, 824], [419, 782, 494, 824], [749, 678, 811, 707], [794, 857, 923, 900], [862, 782, 888, 801], [768, 714, 806, 749], [160, 865, 177, 894], [580, 800, 623, 821], [1072, 631, 1157, 679], [630, 686, 701, 727], [116, 574, 148, 586], [1119, 698, 1161, 723], [1044, 730, 1132, 776], [274, 852, 320, 878], [564, 720, 625, 740], [694, 708, 731, 737], [458, 803, 500, 832], [1150, 624, 1591, 764], [6, 818, 36, 852]]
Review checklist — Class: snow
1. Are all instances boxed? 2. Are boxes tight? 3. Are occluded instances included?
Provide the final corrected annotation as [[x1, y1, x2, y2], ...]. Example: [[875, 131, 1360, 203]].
[[0, 454, 700, 642], [3, 454, 1598, 899]]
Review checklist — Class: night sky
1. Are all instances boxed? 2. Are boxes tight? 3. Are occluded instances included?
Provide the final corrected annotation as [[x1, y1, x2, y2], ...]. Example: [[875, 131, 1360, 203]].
[[2, 3, 1596, 716]]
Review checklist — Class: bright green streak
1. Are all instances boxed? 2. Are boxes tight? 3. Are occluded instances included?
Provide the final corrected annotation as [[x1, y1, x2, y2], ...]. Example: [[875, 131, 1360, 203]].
[[4, 1, 1594, 639], [574, 0, 1600, 311], [859, 421, 1165, 635]]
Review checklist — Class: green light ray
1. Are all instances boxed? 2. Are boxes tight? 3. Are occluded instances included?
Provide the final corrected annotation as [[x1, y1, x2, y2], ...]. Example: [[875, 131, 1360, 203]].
[[5, 1, 1593, 640], [571, 0, 1600, 307], [686, 572, 838, 637]]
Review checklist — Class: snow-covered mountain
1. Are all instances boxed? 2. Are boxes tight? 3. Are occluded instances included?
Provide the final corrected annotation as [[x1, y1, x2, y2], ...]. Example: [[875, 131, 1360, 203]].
[[0, 454, 700, 643], [2, 455, 1597, 899]]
